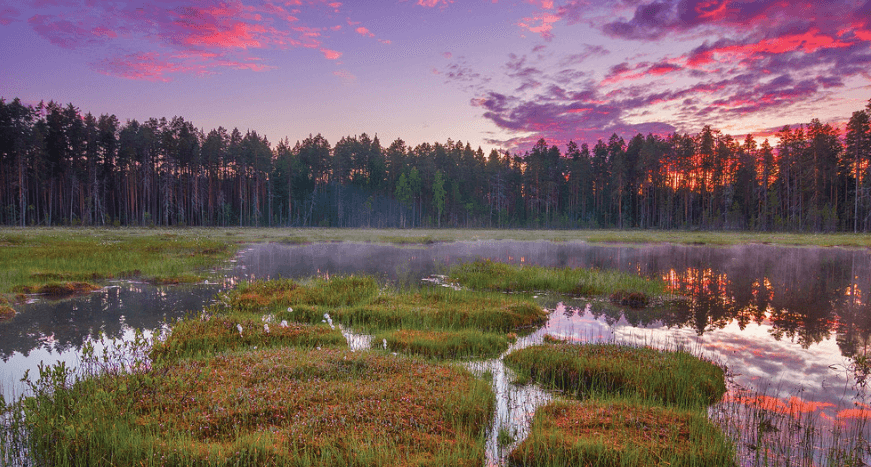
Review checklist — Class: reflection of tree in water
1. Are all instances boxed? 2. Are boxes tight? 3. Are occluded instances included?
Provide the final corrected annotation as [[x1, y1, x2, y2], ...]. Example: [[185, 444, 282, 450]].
[[0, 283, 221, 360], [531, 244, 871, 359]]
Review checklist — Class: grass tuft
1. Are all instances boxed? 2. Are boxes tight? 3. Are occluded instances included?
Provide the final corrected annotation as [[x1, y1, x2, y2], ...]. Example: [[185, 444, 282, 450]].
[[375, 329, 510, 359], [151, 316, 347, 362], [449, 259, 664, 298], [504, 342, 726, 408]]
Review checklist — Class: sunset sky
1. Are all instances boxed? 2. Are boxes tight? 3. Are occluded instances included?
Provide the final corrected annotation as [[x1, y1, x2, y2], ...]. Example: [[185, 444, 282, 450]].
[[2, 0, 870, 151]]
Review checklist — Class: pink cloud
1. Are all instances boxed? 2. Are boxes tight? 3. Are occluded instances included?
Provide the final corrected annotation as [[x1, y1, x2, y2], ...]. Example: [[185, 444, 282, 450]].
[[517, 12, 560, 40], [0, 5, 19, 25], [417, 0, 453, 7], [321, 48, 342, 59], [333, 69, 356, 83], [92, 52, 183, 82], [21, 0, 358, 80], [355, 26, 374, 37]]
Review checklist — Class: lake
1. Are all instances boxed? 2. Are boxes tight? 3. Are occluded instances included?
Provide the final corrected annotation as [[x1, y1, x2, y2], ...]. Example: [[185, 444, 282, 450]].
[[2, 240, 869, 466]]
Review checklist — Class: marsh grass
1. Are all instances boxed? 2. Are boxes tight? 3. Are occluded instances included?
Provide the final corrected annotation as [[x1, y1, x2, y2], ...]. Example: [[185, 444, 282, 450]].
[[151, 315, 347, 362], [710, 386, 871, 467], [225, 276, 548, 333], [508, 399, 735, 467], [0, 229, 236, 293], [20, 348, 495, 467], [449, 259, 664, 299], [504, 341, 726, 408], [376, 235, 438, 245], [375, 329, 510, 359]]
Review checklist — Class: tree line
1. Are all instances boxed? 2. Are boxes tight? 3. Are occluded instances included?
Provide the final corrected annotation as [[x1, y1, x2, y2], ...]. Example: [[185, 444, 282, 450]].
[[1, 97, 870, 230]]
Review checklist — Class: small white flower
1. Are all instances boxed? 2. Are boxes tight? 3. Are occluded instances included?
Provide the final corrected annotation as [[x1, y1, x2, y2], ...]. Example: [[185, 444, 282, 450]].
[[263, 323, 270, 333], [287, 307, 293, 313], [280, 320, 288, 328], [382, 338, 388, 350], [236, 324, 243, 337], [316, 346, 321, 350]]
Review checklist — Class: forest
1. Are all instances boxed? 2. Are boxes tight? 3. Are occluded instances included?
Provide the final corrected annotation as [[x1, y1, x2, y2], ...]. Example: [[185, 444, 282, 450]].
[[0, 97, 870, 231]]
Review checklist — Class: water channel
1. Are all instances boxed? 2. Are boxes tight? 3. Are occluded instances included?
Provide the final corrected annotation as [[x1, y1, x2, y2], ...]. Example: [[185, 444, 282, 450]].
[[2, 240, 870, 465]]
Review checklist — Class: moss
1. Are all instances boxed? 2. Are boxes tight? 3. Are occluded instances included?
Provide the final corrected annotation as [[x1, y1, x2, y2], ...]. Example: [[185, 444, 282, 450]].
[[508, 399, 735, 467], [12, 281, 100, 297], [609, 291, 651, 308]]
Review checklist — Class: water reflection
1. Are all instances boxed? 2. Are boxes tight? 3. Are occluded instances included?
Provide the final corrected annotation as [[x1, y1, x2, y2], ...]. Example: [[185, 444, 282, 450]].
[[239, 241, 871, 362], [0, 281, 225, 396]]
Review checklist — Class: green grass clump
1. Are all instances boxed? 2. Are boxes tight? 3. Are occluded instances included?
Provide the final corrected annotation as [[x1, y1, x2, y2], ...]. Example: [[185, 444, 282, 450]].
[[449, 259, 664, 299], [24, 348, 494, 467], [504, 342, 726, 408], [0, 229, 236, 293], [226, 277, 548, 333], [335, 289, 547, 332], [508, 399, 735, 467], [375, 329, 510, 359], [151, 316, 346, 362], [229, 276, 380, 312]]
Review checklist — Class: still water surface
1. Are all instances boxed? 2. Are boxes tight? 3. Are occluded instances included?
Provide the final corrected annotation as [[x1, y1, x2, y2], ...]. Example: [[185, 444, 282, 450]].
[[2, 240, 870, 464]]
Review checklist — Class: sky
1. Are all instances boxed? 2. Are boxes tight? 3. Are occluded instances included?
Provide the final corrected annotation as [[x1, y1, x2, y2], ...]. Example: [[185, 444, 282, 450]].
[[1, 0, 870, 152]]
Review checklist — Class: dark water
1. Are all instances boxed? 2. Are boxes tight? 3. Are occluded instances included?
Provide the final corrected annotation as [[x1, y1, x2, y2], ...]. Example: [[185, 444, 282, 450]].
[[2, 240, 870, 464]]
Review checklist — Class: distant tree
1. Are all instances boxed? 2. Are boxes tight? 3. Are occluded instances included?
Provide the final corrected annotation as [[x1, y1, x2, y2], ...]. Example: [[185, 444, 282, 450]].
[[432, 169, 446, 227]]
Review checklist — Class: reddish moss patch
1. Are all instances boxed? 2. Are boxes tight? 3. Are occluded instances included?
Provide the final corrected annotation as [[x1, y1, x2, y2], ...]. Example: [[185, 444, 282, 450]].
[[31, 349, 494, 466], [13, 281, 100, 297], [148, 275, 201, 285], [508, 400, 735, 467], [0, 305, 15, 321], [609, 291, 651, 308]]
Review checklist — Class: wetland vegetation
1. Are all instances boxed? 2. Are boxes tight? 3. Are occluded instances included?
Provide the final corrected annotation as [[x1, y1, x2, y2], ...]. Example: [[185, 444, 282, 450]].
[[2, 227, 870, 466]]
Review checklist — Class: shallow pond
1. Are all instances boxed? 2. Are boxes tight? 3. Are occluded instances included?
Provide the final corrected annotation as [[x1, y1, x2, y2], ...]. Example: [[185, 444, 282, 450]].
[[2, 240, 870, 465]]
